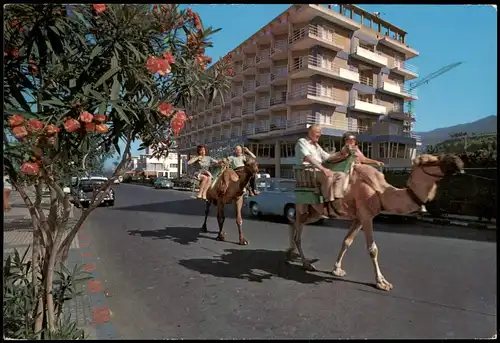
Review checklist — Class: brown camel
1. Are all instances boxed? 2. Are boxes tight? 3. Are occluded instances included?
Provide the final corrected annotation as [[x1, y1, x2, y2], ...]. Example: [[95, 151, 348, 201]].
[[287, 153, 464, 291], [201, 157, 259, 245]]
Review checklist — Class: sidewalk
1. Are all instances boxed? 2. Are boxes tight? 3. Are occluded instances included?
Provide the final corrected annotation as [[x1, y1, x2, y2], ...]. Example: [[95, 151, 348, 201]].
[[3, 190, 97, 339]]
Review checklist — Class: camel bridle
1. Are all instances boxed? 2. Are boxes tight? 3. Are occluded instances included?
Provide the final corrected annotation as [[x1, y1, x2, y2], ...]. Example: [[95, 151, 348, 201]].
[[406, 163, 446, 206]]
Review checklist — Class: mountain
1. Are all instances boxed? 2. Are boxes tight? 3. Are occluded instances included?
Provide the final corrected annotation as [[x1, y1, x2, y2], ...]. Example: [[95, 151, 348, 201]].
[[416, 115, 497, 147]]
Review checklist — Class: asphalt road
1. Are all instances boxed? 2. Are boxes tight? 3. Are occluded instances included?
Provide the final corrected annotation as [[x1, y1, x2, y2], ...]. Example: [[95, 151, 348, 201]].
[[83, 184, 497, 339]]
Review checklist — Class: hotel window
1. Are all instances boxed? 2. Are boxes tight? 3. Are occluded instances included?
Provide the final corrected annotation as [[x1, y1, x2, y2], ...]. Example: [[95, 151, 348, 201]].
[[359, 141, 373, 158], [379, 142, 389, 159], [397, 143, 406, 158], [280, 142, 295, 158], [256, 143, 275, 158]]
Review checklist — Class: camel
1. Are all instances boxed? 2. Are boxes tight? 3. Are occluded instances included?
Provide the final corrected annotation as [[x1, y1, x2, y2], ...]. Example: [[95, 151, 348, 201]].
[[287, 153, 464, 291], [200, 157, 260, 245]]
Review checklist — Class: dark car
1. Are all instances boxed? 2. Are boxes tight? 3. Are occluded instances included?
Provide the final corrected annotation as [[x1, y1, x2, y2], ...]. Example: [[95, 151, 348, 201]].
[[153, 177, 173, 189], [72, 177, 115, 208]]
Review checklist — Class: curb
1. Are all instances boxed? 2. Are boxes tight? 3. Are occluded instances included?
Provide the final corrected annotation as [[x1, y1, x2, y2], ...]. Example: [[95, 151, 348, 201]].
[[417, 216, 497, 231], [67, 226, 117, 340]]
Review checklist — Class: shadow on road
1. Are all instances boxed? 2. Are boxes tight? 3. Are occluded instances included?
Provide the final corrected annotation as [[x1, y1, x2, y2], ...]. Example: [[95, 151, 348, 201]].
[[127, 226, 221, 246], [178, 248, 375, 288], [117, 200, 495, 243]]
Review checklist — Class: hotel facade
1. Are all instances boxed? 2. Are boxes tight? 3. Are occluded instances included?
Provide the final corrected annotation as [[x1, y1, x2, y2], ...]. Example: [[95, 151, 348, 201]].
[[178, 4, 421, 178]]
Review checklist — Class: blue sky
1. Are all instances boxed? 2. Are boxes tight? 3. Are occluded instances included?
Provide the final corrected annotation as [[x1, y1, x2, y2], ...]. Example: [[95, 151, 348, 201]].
[[116, 4, 497, 161]]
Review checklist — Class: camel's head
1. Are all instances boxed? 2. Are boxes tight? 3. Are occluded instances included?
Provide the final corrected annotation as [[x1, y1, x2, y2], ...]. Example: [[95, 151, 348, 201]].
[[412, 153, 464, 178], [409, 153, 464, 201], [244, 157, 260, 175]]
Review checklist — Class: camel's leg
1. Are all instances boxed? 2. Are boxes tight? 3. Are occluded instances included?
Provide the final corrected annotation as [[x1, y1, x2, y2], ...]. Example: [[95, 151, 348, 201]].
[[293, 210, 317, 271], [362, 219, 393, 291], [235, 196, 248, 245], [216, 202, 226, 241], [201, 201, 211, 233], [332, 220, 362, 277]]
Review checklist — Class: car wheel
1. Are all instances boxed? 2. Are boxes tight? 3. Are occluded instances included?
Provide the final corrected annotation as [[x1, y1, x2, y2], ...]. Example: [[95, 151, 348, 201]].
[[108, 201, 115, 207], [284, 204, 295, 223], [249, 202, 260, 217]]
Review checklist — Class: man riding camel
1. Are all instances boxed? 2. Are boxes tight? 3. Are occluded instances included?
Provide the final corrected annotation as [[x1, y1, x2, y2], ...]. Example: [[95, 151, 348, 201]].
[[295, 124, 349, 218]]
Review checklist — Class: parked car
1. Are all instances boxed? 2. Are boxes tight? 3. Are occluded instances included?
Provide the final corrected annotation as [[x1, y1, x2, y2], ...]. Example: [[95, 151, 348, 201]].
[[153, 177, 173, 189], [172, 176, 198, 190], [71, 176, 115, 208], [243, 178, 297, 223]]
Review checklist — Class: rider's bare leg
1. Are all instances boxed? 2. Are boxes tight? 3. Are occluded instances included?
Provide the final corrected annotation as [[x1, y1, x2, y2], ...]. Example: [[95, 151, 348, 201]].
[[201, 175, 212, 199]]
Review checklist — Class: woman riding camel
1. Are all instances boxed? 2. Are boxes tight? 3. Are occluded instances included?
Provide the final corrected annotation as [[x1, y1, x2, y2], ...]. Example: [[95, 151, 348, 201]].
[[187, 145, 221, 200], [226, 145, 259, 196], [342, 132, 384, 166]]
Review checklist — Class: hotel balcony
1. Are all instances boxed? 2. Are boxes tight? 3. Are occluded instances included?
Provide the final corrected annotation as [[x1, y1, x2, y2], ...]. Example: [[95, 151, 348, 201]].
[[350, 45, 388, 67], [232, 64, 244, 82], [378, 36, 419, 60], [286, 115, 349, 131], [255, 75, 271, 92], [213, 115, 221, 124], [295, 5, 361, 32], [377, 80, 418, 101], [270, 40, 288, 60], [270, 120, 287, 132], [242, 107, 255, 118], [242, 82, 256, 96], [231, 109, 242, 122], [389, 60, 419, 80], [289, 55, 360, 83], [255, 101, 270, 115], [242, 127, 255, 135], [349, 98, 387, 115], [387, 106, 416, 122], [221, 112, 231, 121], [270, 96, 287, 111], [254, 124, 270, 134], [231, 88, 242, 101], [213, 98, 222, 110], [289, 24, 345, 52], [256, 49, 271, 67], [270, 68, 288, 86], [242, 57, 256, 75], [288, 84, 346, 107], [223, 94, 231, 107]]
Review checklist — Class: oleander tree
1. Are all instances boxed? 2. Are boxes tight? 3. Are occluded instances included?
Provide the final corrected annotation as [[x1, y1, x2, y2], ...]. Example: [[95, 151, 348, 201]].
[[3, 3, 232, 337]]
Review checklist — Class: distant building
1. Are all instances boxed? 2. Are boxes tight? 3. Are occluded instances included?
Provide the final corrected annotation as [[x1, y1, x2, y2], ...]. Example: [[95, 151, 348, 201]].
[[136, 148, 187, 178]]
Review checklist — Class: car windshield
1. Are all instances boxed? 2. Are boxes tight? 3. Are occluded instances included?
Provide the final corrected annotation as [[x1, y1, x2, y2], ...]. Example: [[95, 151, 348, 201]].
[[156, 177, 166, 181], [278, 181, 295, 192], [80, 180, 106, 190], [256, 179, 295, 192]]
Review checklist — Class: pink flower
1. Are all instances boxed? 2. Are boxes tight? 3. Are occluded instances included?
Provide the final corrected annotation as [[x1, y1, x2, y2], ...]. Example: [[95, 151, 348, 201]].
[[145, 56, 171, 76], [158, 103, 174, 117], [21, 162, 40, 176], [93, 4, 107, 14], [162, 51, 175, 64], [175, 110, 187, 122], [64, 119, 81, 133], [79, 111, 94, 123]]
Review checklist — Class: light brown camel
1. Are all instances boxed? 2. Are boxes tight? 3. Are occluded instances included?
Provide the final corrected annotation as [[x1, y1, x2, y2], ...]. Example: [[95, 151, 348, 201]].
[[201, 157, 259, 245], [287, 153, 464, 291]]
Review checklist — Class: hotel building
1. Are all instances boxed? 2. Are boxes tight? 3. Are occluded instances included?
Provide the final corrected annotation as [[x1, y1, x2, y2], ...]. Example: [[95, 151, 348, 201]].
[[178, 4, 420, 178]]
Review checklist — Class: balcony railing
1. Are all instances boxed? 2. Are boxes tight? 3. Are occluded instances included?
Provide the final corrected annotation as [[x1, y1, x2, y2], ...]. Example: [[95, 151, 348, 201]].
[[222, 113, 231, 121], [255, 102, 270, 111], [213, 116, 221, 124], [242, 108, 255, 116], [286, 115, 350, 131], [270, 96, 287, 106], [288, 85, 341, 102], [233, 64, 243, 74], [255, 125, 270, 134], [271, 68, 288, 81], [256, 50, 271, 64], [242, 127, 255, 135], [243, 58, 256, 70], [231, 110, 242, 119], [393, 60, 418, 74], [289, 24, 344, 48], [243, 82, 255, 93], [270, 121, 286, 131], [255, 75, 270, 87], [270, 40, 288, 55], [359, 76, 374, 87], [231, 89, 242, 98], [352, 45, 388, 66]]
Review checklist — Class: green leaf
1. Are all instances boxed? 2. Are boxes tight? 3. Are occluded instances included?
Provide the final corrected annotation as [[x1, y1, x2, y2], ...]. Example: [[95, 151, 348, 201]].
[[94, 67, 121, 88], [89, 45, 103, 60], [111, 103, 131, 125], [69, 79, 76, 88], [111, 55, 119, 69], [89, 90, 105, 102], [111, 76, 120, 101], [98, 102, 108, 116]]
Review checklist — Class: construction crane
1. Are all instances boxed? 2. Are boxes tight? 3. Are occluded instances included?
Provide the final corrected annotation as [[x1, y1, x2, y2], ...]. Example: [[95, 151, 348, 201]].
[[406, 61, 463, 116]]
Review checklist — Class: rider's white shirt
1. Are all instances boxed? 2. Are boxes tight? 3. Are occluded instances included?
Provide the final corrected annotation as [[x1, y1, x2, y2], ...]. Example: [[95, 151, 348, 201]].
[[295, 138, 330, 166]]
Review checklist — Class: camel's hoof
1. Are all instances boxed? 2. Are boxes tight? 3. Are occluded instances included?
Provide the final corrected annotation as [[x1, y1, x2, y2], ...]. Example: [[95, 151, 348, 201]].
[[239, 238, 249, 246], [285, 249, 299, 261], [200, 226, 208, 233], [332, 267, 346, 277], [376, 278, 393, 291], [302, 262, 317, 271], [216, 232, 226, 241]]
